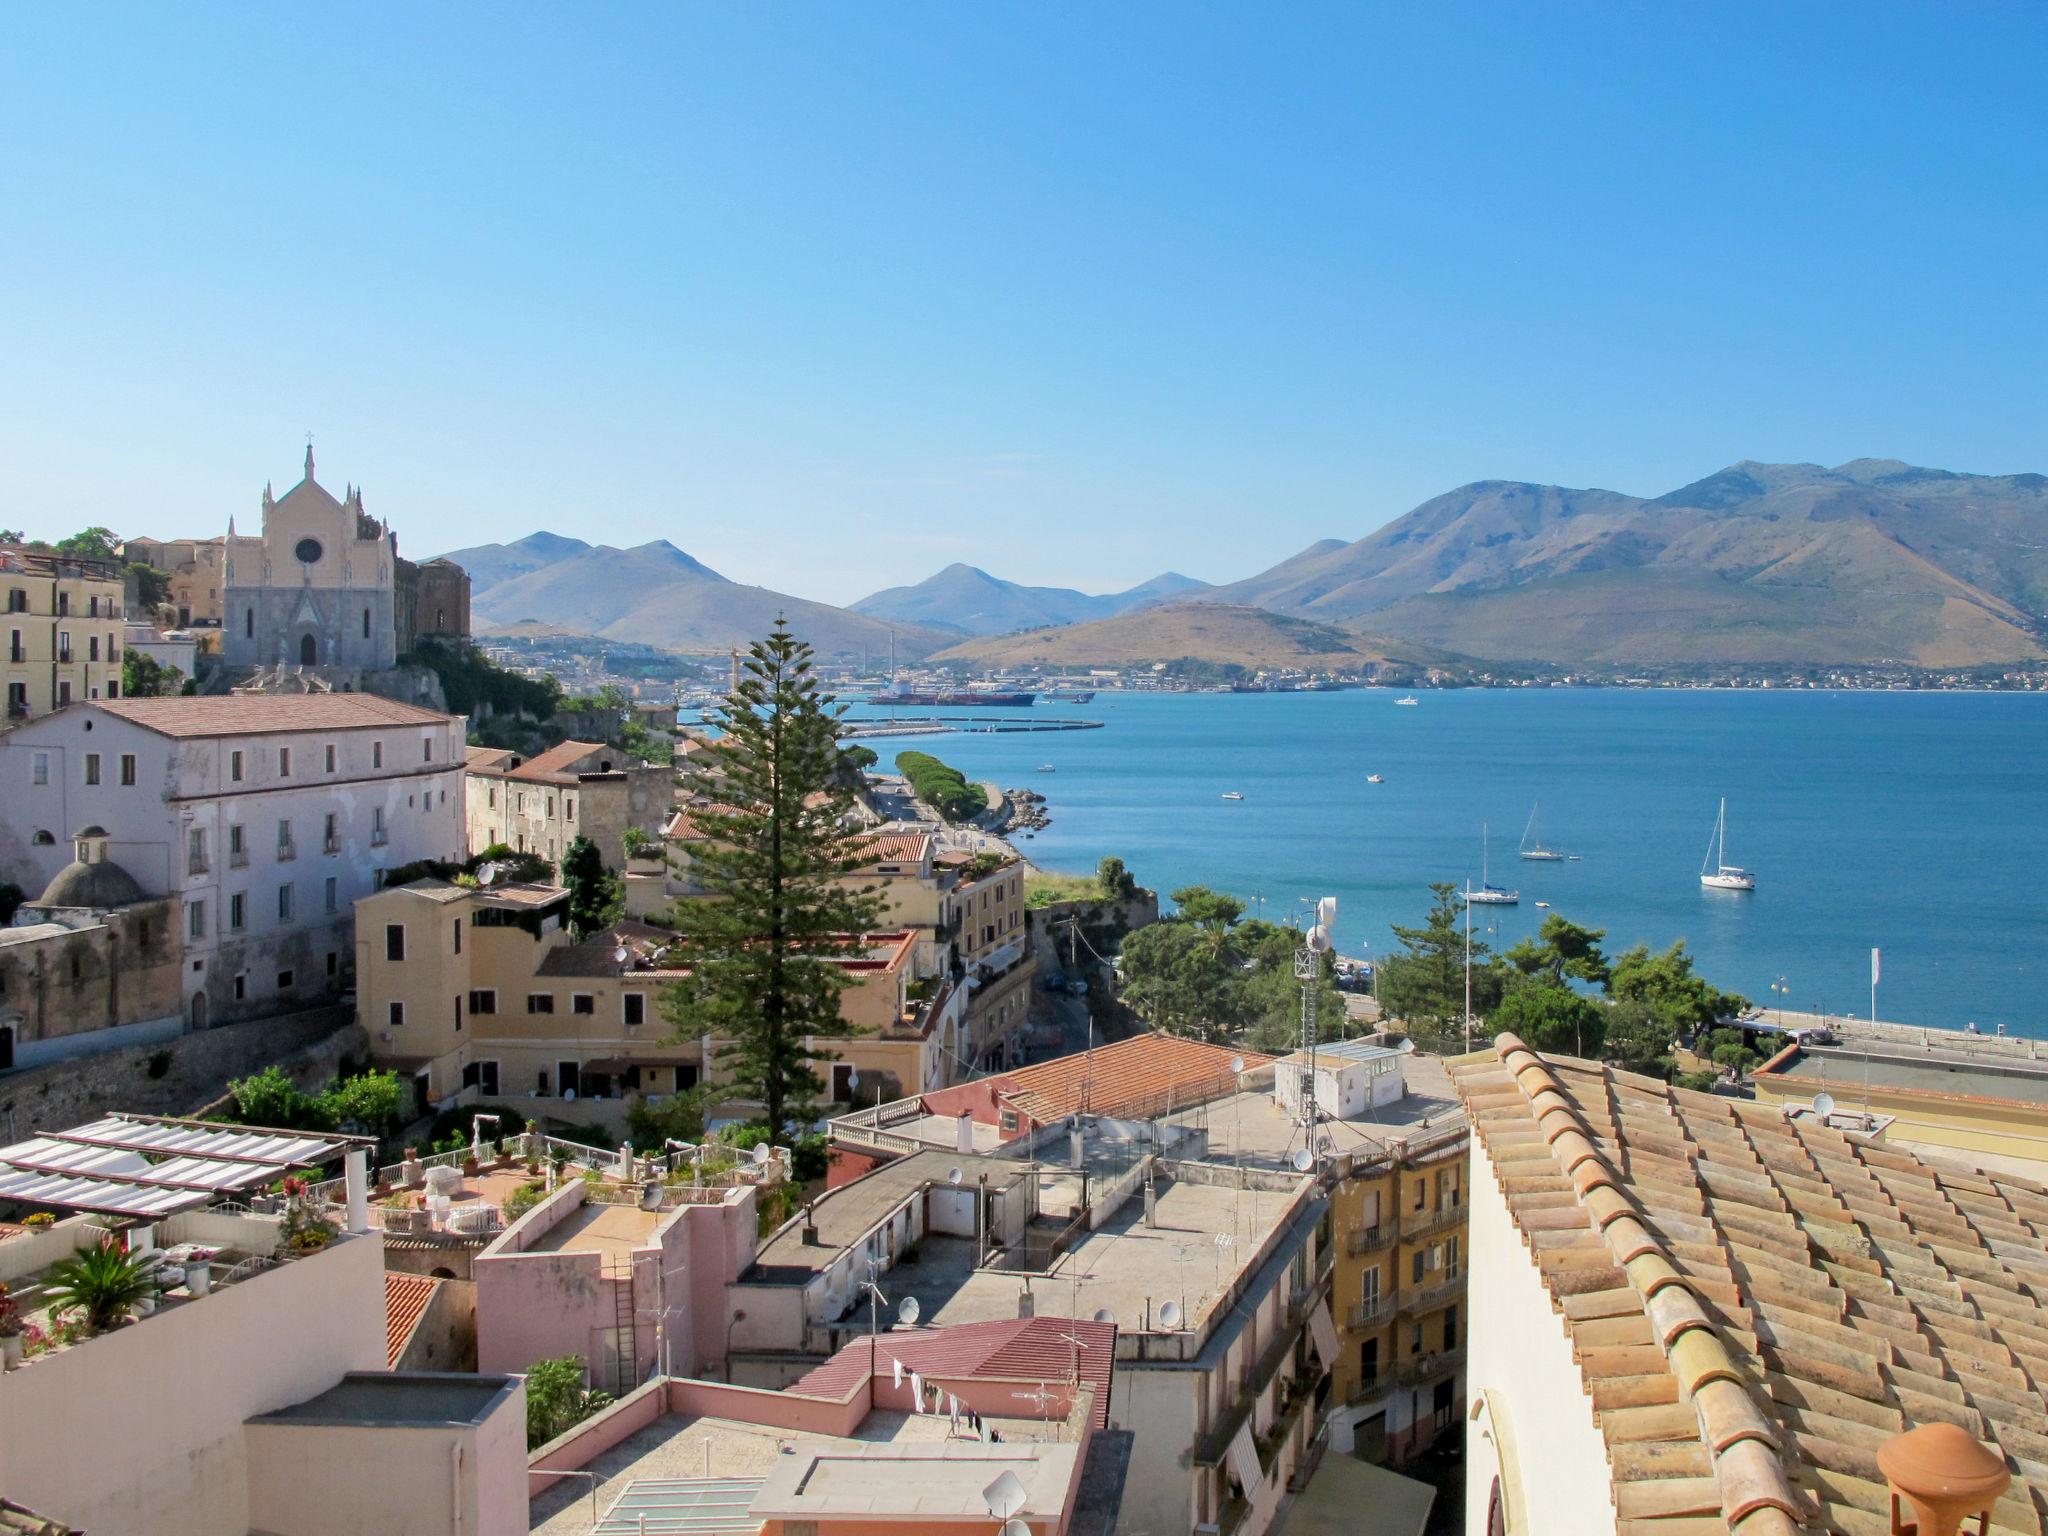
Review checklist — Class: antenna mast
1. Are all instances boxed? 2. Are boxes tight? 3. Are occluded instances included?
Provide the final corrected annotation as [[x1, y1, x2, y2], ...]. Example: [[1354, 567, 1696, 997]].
[[1294, 897, 1336, 1178]]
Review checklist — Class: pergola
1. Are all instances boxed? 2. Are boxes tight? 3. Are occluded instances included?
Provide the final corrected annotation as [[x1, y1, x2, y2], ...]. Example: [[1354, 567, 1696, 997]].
[[0, 1112, 376, 1222]]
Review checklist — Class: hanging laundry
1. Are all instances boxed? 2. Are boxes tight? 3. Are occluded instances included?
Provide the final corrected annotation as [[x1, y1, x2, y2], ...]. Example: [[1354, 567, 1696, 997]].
[[891, 1355, 903, 1389]]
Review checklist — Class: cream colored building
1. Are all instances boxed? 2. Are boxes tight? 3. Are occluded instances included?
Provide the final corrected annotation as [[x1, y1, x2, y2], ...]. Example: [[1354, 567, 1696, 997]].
[[123, 534, 225, 628], [354, 877, 959, 1120], [0, 544, 126, 724], [463, 738, 669, 870]]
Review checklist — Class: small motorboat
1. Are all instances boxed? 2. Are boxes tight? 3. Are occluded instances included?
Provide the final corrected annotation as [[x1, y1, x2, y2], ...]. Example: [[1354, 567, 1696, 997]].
[[1221, 791, 1245, 801], [1395, 696, 1420, 706], [1367, 774, 1384, 784], [1535, 900, 1551, 909], [1036, 764, 1056, 773]]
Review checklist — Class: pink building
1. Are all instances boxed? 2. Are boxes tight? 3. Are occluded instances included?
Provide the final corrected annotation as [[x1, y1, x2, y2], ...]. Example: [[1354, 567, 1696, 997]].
[[474, 1178, 757, 1395]]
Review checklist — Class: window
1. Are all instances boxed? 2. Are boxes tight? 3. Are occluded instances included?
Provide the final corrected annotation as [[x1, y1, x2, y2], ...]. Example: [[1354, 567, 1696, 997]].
[[56, 680, 70, 705], [57, 632, 71, 663], [278, 747, 291, 776], [462, 1060, 500, 1096], [324, 743, 336, 772], [188, 901, 206, 939], [486, 785, 495, 809], [572, 993, 595, 1016], [326, 950, 338, 976], [452, 918, 462, 955], [277, 969, 295, 990], [373, 741, 384, 769], [388, 1001, 405, 1028], [324, 875, 338, 913], [244, 607, 254, 639], [187, 828, 208, 875], [277, 884, 293, 921], [385, 924, 406, 962], [1361, 1264, 1381, 1308], [1412, 1179, 1426, 1212], [83, 752, 100, 785], [566, 796, 575, 822], [233, 973, 247, 1001], [31, 830, 53, 845], [453, 995, 463, 1032], [323, 811, 338, 852], [527, 993, 555, 1015], [229, 824, 246, 867], [1409, 1322, 1423, 1353], [88, 635, 99, 661], [362, 607, 371, 639], [468, 989, 497, 1015], [230, 750, 244, 782], [277, 818, 294, 858], [545, 794, 555, 818], [623, 993, 645, 1027], [4, 589, 21, 613], [31, 752, 47, 785], [119, 753, 136, 785], [1445, 1235, 1460, 1275], [371, 807, 387, 846], [1444, 1305, 1459, 1351], [422, 736, 433, 762], [229, 893, 246, 931], [1411, 1250, 1426, 1285]]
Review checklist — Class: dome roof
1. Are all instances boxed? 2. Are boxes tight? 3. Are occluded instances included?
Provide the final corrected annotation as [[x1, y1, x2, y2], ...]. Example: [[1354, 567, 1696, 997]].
[[35, 857, 147, 911]]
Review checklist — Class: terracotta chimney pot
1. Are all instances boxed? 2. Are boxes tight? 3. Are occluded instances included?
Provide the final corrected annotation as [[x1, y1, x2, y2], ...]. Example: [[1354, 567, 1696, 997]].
[[1878, 1421, 2010, 1536]]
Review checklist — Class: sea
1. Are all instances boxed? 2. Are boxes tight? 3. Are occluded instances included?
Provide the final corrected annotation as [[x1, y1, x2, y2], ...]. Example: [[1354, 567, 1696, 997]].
[[842, 688, 2048, 1036]]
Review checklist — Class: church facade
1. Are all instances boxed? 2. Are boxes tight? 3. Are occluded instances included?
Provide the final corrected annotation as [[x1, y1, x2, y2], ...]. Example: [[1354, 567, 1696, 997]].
[[223, 445, 400, 671]]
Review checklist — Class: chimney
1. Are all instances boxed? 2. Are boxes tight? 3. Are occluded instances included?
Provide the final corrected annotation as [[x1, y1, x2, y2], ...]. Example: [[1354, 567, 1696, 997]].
[[1017, 1280, 1034, 1319], [955, 1115, 973, 1154], [1143, 1171, 1158, 1229], [1878, 1423, 2010, 1536]]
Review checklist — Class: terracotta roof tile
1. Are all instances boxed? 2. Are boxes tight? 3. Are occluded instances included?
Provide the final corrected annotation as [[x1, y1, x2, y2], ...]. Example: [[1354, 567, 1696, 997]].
[[1452, 1032, 2048, 1536], [988, 1032, 1275, 1126], [385, 1272, 437, 1367], [93, 694, 454, 737]]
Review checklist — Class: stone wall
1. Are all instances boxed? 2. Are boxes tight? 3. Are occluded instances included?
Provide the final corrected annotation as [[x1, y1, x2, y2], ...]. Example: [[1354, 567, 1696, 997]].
[[0, 1004, 361, 1139]]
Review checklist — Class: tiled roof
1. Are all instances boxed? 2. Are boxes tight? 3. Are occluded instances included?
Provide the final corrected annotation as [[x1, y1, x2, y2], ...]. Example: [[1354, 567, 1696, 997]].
[[850, 831, 932, 868], [92, 694, 454, 738], [1452, 1032, 2048, 1536], [994, 1033, 1277, 1126], [791, 1316, 1116, 1427], [385, 1272, 438, 1367]]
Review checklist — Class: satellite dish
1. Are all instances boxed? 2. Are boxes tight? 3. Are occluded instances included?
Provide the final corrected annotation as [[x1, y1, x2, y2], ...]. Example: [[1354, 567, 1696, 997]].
[[638, 1179, 664, 1211], [751, 1142, 773, 1166], [1812, 1091, 1837, 1119], [1158, 1299, 1184, 1330], [947, 1167, 963, 1186], [1229, 1055, 1244, 1075], [1317, 896, 1338, 933], [1092, 1307, 1116, 1324], [848, 1069, 861, 1091], [1001, 1521, 1032, 1536], [613, 945, 629, 965], [1291, 1146, 1313, 1173], [476, 860, 500, 886], [897, 1295, 921, 1326], [982, 1471, 1028, 1520]]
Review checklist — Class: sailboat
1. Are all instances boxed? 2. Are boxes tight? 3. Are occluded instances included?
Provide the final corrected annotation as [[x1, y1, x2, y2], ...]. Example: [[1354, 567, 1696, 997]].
[[1463, 823, 1520, 905], [1699, 798, 1756, 891], [1518, 801, 1566, 862]]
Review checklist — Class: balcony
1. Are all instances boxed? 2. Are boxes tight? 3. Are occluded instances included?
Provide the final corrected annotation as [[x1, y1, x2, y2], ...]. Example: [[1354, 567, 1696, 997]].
[[187, 856, 209, 877], [371, 828, 389, 848], [1347, 1223, 1398, 1255], [1347, 1298, 1390, 1330], [1347, 1369, 1394, 1404], [1193, 1313, 1313, 1469], [1398, 1271, 1464, 1315], [324, 835, 341, 855], [1397, 1347, 1464, 1387], [277, 841, 297, 863], [1402, 1202, 1466, 1241], [229, 847, 249, 869]]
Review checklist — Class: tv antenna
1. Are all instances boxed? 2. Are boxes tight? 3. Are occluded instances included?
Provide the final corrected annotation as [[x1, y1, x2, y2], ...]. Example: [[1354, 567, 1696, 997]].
[[1288, 897, 1336, 1178]]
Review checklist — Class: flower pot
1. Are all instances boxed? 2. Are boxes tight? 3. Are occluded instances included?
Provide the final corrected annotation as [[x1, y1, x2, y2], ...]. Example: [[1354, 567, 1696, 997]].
[[185, 1263, 212, 1297], [1, 1334, 23, 1370]]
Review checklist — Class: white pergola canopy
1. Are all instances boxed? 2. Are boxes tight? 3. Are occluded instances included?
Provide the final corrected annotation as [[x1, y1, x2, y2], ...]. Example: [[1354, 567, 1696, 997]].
[[0, 1113, 365, 1220]]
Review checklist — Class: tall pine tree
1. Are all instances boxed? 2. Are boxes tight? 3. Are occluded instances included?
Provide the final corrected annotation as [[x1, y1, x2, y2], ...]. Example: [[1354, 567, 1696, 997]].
[[659, 621, 882, 1134]]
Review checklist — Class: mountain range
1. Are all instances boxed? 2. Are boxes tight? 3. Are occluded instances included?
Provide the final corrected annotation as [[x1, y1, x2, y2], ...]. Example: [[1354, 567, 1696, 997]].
[[929, 602, 1456, 674], [434, 460, 2048, 670], [442, 533, 954, 660], [850, 563, 1210, 635]]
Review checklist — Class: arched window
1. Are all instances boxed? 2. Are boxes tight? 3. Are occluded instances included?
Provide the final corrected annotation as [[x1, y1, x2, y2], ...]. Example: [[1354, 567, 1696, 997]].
[[244, 608, 254, 639], [362, 608, 371, 639], [30, 830, 54, 846]]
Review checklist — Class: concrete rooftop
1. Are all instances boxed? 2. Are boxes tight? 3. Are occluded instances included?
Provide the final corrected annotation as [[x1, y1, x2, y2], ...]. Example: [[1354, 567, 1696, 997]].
[[524, 1201, 661, 1260]]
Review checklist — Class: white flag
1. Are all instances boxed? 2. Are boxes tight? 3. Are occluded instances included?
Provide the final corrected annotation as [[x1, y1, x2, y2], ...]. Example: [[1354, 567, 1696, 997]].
[[1871, 948, 1881, 986]]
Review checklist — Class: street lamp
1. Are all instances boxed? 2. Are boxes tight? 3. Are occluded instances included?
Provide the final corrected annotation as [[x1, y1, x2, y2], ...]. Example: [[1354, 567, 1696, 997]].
[[1770, 977, 1789, 1030]]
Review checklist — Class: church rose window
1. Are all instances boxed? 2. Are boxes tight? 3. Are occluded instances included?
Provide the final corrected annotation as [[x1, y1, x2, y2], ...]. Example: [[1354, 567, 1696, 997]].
[[294, 537, 323, 564]]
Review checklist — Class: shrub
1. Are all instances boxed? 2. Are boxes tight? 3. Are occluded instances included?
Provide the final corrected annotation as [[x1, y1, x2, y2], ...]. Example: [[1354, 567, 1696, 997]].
[[894, 751, 987, 822], [44, 1239, 157, 1332]]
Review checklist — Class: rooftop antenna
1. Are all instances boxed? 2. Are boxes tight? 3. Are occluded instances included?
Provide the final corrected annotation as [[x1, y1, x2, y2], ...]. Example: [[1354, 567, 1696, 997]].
[[475, 860, 501, 887], [1812, 1090, 1837, 1122], [983, 1471, 1028, 1521], [1292, 897, 1336, 1178]]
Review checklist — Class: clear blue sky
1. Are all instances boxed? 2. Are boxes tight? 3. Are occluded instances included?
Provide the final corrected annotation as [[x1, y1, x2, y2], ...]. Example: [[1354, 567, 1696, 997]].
[[3, 5, 2044, 604]]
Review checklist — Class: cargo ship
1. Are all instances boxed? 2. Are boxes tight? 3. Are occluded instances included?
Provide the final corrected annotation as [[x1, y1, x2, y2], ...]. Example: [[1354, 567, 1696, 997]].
[[866, 682, 1037, 707]]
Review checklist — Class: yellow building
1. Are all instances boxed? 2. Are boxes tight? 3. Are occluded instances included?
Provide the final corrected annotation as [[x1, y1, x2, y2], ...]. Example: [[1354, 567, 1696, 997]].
[[1326, 1119, 1470, 1464], [354, 877, 962, 1124], [0, 545, 127, 723], [122, 535, 226, 628]]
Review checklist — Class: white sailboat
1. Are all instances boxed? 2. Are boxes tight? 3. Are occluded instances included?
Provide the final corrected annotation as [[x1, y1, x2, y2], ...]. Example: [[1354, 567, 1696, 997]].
[[1463, 823, 1519, 905], [1518, 801, 1566, 862], [1699, 798, 1755, 891], [1394, 696, 1420, 706]]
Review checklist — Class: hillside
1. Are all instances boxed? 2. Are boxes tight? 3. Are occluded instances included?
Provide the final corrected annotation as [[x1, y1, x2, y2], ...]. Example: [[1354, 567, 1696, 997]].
[[451, 535, 954, 660], [851, 563, 1211, 635], [930, 602, 1445, 672], [1204, 461, 2048, 666]]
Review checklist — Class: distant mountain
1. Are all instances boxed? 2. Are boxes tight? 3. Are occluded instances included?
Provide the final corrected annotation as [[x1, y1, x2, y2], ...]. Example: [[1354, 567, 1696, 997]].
[[930, 602, 1457, 673], [851, 563, 1212, 636], [447, 533, 954, 660], [1203, 461, 2048, 667]]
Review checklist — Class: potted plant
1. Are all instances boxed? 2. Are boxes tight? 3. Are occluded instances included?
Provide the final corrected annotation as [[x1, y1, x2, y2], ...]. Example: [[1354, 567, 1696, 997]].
[[401, 1147, 425, 1188], [523, 1120, 542, 1173], [42, 1239, 157, 1334], [22, 1212, 54, 1231], [0, 1284, 25, 1369], [461, 1144, 482, 1177]]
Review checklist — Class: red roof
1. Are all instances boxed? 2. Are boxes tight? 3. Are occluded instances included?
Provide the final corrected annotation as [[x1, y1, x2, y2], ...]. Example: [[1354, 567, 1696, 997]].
[[94, 694, 454, 738], [385, 1273, 437, 1367], [993, 1032, 1275, 1125], [792, 1316, 1115, 1427], [850, 832, 932, 868]]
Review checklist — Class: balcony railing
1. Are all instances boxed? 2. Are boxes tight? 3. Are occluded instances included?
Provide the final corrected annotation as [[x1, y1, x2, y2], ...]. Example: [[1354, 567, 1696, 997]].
[[1397, 1347, 1464, 1387], [277, 840, 296, 862], [324, 835, 341, 855], [229, 847, 249, 868], [1347, 1369, 1393, 1404], [1348, 1298, 1390, 1329], [1399, 1271, 1464, 1315], [187, 856, 209, 876], [1347, 1223, 1398, 1255], [1402, 1202, 1466, 1241]]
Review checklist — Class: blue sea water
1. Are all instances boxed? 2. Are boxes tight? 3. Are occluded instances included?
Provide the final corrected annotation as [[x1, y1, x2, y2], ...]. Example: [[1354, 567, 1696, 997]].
[[848, 688, 2048, 1035]]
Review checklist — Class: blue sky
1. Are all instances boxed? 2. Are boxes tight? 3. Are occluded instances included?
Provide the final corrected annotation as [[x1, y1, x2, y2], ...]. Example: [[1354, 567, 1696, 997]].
[[3, 5, 2044, 604]]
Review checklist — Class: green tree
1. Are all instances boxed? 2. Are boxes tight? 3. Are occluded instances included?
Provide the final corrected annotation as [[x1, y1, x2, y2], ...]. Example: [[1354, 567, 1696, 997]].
[[1118, 919, 1247, 1041], [226, 1065, 333, 1132], [840, 744, 878, 771], [1169, 885, 1244, 931], [323, 1070, 407, 1137], [122, 649, 180, 698], [1493, 984, 1607, 1057], [1504, 916, 1610, 990], [1380, 883, 1502, 1048], [1097, 856, 1137, 899], [624, 1085, 714, 1152], [126, 561, 171, 611], [53, 527, 120, 561], [660, 621, 885, 1135], [524, 1355, 614, 1449], [1609, 941, 1747, 1034], [1603, 999, 1677, 1076], [560, 835, 619, 940]]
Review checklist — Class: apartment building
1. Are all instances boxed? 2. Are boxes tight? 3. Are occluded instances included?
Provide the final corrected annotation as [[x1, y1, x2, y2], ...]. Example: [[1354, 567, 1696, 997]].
[[0, 545, 126, 724], [935, 847, 1036, 1071], [463, 738, 669, 869], [123, 534, 226, 628], [353, 877, 963, 1120], [0, 695, 466, 1025]]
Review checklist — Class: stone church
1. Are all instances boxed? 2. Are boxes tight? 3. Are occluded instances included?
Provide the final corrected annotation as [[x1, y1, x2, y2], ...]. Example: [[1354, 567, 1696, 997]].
[[224, 444, 400, 670]]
